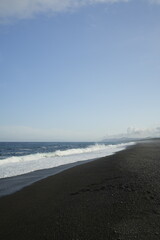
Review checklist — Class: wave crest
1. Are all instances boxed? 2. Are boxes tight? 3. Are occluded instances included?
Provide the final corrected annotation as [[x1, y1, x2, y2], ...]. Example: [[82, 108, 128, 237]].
[[0, 142, 135, 178]]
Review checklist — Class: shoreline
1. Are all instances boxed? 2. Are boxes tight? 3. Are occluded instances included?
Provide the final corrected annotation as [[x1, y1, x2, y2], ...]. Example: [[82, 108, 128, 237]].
[[0, 139, 160, 239], [0, 158, 94, 197], [0, 141, 135, 197]]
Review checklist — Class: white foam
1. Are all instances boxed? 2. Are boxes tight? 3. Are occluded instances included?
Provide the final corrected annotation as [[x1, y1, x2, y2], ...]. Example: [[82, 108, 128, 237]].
[[0, 142, 135, 179]]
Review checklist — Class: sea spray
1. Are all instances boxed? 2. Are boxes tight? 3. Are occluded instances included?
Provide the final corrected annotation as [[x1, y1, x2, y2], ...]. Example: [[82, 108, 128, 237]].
[[0, 142, 135, 179]]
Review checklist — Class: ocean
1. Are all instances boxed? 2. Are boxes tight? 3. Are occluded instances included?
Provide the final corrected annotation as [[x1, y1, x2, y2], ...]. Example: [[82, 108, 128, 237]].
[[0, 141, 134, 197]]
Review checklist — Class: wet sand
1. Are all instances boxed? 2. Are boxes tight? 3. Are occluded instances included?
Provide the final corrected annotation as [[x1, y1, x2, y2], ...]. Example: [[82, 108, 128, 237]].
[[0, 140, 160, 240]]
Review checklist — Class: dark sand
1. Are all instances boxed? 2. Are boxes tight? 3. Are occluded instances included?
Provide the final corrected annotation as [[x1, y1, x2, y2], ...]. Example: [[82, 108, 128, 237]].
[[0, 140, 160, 240]]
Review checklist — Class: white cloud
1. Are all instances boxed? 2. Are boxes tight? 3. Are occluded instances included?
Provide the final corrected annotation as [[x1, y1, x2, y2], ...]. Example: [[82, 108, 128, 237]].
[[126, 126, 160, 138], [0, 0, 129, 23], [1, 0, 160, 24], [148, 0, 160, 4], [104, 126, 160, 140], [1, 125, 160, 142]]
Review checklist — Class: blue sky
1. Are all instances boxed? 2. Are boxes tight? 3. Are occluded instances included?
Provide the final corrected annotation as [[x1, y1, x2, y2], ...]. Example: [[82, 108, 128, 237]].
[[0, 0, 160, 141]]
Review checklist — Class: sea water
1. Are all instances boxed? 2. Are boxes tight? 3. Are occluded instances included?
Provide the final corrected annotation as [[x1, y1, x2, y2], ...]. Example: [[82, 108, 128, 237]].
[[0, 142, 135, 196]]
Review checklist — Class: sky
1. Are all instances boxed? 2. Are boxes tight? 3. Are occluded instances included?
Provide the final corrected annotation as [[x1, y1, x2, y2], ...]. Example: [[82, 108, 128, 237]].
[[0, 0, 160, 141]]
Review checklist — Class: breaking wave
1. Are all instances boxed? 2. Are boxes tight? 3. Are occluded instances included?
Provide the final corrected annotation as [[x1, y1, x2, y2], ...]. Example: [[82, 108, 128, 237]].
[[0, 142, 135, 179]]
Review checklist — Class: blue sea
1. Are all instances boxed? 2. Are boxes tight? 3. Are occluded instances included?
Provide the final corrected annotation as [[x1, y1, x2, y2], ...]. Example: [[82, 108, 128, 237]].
[[0, 141, 135, 197]]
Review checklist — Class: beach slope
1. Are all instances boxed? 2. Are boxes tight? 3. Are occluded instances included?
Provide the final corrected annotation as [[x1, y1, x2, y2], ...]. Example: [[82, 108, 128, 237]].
[[0, 140, 160, 240]]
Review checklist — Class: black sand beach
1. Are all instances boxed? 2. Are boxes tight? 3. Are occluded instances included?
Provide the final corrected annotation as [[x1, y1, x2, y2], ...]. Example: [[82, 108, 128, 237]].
[[0, 140, 160, 240]]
